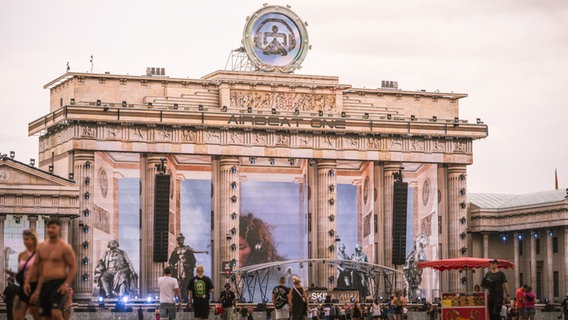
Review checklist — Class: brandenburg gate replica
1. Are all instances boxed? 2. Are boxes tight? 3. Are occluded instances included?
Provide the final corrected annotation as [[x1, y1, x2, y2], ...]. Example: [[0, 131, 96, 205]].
[[16, 5, 488, 302]]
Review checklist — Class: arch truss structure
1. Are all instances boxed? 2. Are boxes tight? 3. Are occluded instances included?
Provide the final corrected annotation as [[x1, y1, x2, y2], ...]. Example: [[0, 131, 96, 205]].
[[230, 258, 404, 303]]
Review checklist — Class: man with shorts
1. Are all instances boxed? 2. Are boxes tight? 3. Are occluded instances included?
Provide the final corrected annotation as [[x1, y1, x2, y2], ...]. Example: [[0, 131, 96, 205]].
[[25, 217, 77, 320], [158, 267, 181, 320], [272, 276, 290, 320], [188, 265, 214, 320]]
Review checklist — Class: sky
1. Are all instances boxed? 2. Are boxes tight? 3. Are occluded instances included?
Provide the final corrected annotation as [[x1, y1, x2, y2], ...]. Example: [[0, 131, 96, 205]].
[[0, 0, 566, 195]]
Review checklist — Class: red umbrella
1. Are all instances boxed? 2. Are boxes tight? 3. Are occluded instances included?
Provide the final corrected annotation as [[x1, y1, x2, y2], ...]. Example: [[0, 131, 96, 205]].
[[417, 257, 514, 271]]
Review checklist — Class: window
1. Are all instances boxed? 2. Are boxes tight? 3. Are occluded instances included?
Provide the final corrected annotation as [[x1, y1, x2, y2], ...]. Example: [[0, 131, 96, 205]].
[[553, 237, 558, 253], [553, 271, 559, 297], [536, 238, 540, 255], [519, 273, 523, 288], [519, 239, 523, 256]]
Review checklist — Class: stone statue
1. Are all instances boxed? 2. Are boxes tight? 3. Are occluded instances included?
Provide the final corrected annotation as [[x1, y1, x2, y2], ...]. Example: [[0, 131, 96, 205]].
[[351, 244, 369, 296], [336, 243, 352, 288], [94, 240, 138, 298], [168, 233, 208, 302], [403, 233, 429, 301]]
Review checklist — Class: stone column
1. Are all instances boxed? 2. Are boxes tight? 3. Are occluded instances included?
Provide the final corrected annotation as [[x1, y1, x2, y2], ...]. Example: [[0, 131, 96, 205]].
[[140, 154, 165, 297], [0, 215, 5, 290], [213, 156, 240, 291], [529, 231, 536, 291], [316, 160, 337, 287], [28, 215, 38, 230], [373, 162, 385, 295], [383, 162, 401, 268], [513, 233, 520, 290], [73, 152, 95, 299], [564, 228, 568, 293], [546, 232, 553, 301], [447, 165, 467, 292], [60, 217, 70, 242]]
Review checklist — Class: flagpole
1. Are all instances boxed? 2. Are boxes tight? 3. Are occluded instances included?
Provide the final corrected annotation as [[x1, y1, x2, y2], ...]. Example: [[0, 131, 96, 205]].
[[555, 168, 558, 190]]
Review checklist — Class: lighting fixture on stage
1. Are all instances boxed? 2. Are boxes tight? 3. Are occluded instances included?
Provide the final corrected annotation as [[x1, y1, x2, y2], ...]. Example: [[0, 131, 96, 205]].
[[460, 188, 466, 196], [82, 241, 89, 249], [247, 107, 252, 113], [226, 233, 232, 240], [173, 103, 179, 109], [68, 173, 74, 180], [122, 101, 127, 108], [14, 215, 22, 224], [82, 273, 89, 281], [83, 225, 90, 233], [460, 232, 466, 240], [96, 99, 101, 106], [363, 113, 369, 119], [476, 118, 482, 124], [461, 277, 467, 284], [146, 296, 152, 303], [329, 245, 335, 253], [10, 151, 15, 159], [459, 217, 466, 224], [432, 116, 437, 122], [231, 259, 237, 267], [410, 115, 416, 121], [288, 158, 295, 166], [328, 214, 335, 222], [231, 212, 237, 220], [386, 114, 392, 120], [547, 229, 553, 237], [249, 157, 256, 164], [84, 192, 90, 200], [230, 227, 237, 235], [329, 184, 335, 192], [518, 233, 523, 240], [83, 257, 89, 265], [231, 166, 237, 173], [199, 104, 204, 111], [103, 105, 109, 111], [341, 112, 346, 117], [329, 169, 335, 176], [460, 202, 466, 209], [329, 276, 335, 283], [533, 231, 539, 238], [460, 247, 467, 255], [221, 105, 228, 112], [328, 229, 335, 237], [83, 209, 90, 217], [329, 198, 335, 206], [49, 165, 54, 173], [85, 177, 90, 185], [30, 158, 35, 166], [231, 244, 237, 251], [269, 158, 275, 165], [318, 110, 323, 116], [454, 117, 459, 123], [271, 108, 277, 114], [147, 102, 153, 108], [501, 234, 507, 242], [299, 262, 303, 268], [294, 108, 299, 115], [308, 159, 316, 166], [231, 196, 237, 203], [231, 182, 237, 189], [70, 98, 76, 105], [85, 161, 91, 169]]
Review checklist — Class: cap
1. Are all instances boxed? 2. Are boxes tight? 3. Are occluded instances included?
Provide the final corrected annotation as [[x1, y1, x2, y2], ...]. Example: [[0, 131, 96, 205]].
[[489, 259, 499, 264]]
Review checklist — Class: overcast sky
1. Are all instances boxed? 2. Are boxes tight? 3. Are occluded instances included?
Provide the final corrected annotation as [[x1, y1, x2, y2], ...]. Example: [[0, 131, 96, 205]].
[[1, 0, 566, 195]]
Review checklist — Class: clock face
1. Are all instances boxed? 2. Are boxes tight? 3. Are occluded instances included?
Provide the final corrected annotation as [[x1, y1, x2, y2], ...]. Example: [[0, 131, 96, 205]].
[[242, 5, 309, 73], [422, 178, 430, 206], [99, 168, 108, 198]]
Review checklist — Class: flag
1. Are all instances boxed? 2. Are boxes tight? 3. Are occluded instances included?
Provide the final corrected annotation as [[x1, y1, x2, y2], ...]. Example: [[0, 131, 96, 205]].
[[555, 168, 558, 190]]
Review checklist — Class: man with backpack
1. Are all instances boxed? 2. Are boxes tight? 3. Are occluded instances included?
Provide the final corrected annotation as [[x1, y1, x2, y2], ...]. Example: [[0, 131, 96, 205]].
[[272, 276, 290, 320]]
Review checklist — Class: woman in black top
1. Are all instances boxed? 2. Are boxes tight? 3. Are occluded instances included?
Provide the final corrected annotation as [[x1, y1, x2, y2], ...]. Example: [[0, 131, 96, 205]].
[[288, 277, 308, 320], [351, 303, 362, 320]]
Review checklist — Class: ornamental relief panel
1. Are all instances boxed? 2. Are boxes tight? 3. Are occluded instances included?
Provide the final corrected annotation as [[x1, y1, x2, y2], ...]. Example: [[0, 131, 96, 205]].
[[321, 135, 337, 149], [345, 136, 360, 149], [156, 127, 172, 141], [230, 90, 336, 113], [389, 137, 403, 150], [410, 138, 425, 151], [93, 204, 110, 233], [432, 139, 446, 153], [81, 124, 97, 138], [105, 125, 119, 140], [251, 132, 267, 145], [296, 134, 312, 148], [181, 128, 198, 142], [275, 133, 290, 146], [229, 131, 243, 145], [130, 126, 148, 141], [206, 130, 221, 144]]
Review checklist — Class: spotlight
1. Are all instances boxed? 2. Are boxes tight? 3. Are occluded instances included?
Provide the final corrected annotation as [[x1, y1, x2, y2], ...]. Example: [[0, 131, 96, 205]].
[[99, 296, 105, 303], [83, 257, 89, 265], [231, 166, 237, 173], [226, 234, 232, 241], [288, 158, 295, 166], [459, 232, 466, 239], [83, 209, 90, 217], [328, 229, 335, 237], [199, 104, 204, 111], [231, 182, 237, 189], [318, 110, 323, 116], [329, 184, 335, 192], [249, 157, 256, 164], [96, 99, 101, 106], [48, 165, 54, 173], [14, 215, 21, 224], [231, 244, 237, 251], [363, 113, 369, 119], [454, 117, 459, 123], [70, 98, 76, 105], [329, 276, 335, 283], [518, 234, 523, 240], [329, 169, 335, 176], [82, 241, 89, 249], [459, 217, 466, 224], [386, 114, 392, 120], [231, 196, 237, 203], [460, 247, 467, 255], [277, 266, 281, 271], [547, 229, 553, 237], [122, 101, 127, 108], [83, 225, 90, 233], [461, 277, 467, 284], [459, 174, 466, 181], [231, 212, 237, 220], [147, 102, 153, 108], [460, 202, 466, 209], [476, 118, 481, 124], [221, 105, 228, 112], [299, 262, 303, 268], [173, 103, 179, 109], [146, 296, 152, 303], [10, 151, 15, 159], [341, 111, 346, 117], [247, 107, 252, 113], [294, 108, 299, 115], [84, 192, 90, 200], [68, 173, 74, 180], [328, 214, 335, 222], [271, 108, 277, 114], [308, 159, 316, 166], [410, 115, 416, 121], [231, 259, 237, 267], [85, 177, 90, 185], [268, 158, 275, 165], [329, 198, 335, 206], [432, 116, 437, 122], [501, 234, 507, 241], [460, 188, 466, 196], [329, 245, 335, 252], [533, 231, 539, 239], [30, 158, 35, 166], [85, 161, 91, 169], [230, 227, 237, 235], [82, 273, 89, 281]]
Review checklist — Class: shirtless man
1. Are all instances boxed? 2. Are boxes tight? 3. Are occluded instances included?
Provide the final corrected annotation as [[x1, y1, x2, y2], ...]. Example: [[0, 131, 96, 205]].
[[24, 217, 77, 320]]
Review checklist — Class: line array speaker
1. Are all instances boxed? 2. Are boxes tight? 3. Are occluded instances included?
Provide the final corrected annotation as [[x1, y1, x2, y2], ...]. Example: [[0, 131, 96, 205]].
[[153, 174, 170, 262], [392, 181, 408, 265]]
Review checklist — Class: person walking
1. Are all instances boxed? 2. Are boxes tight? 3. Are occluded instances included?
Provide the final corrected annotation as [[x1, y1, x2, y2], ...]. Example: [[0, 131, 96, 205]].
[[288, 276, 307, 320], [25, 218, 77, 320], [13, 229, 40, 320], [272, 276, 290, 320], [188, 265, 214, 320], [159, 267, 180, 320], [220, 284, 236, 320], [523, 287, 536, 320], [2, 273, 18, 320], [515, 284, 527, 320], [482, 259, 510, 320], [391, 291, 407, 320]]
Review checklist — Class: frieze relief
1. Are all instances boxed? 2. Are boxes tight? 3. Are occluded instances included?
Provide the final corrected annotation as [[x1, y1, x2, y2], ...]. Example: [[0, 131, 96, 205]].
[[432, 139, 446, 153], [252, 132, 267, 145], [230, 90, 336, 113], [81, 124, 97, 138], [93, 204, 110, 233], [410, 138, 425, 151], [296, 134, 312, 148], [206, 130, 221, 144], [181, 128, 198, 142], [130, 126, 148, 141], [275, 133, 290, 146], [321, 135, 337, 149], [345, 136, 360, 149], [105, 125, 119, 140]]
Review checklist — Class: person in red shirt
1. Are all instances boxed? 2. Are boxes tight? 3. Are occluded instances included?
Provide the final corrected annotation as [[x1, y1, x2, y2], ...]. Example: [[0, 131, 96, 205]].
[[523, 287, 536, 320], [515, 284, 527, 320]]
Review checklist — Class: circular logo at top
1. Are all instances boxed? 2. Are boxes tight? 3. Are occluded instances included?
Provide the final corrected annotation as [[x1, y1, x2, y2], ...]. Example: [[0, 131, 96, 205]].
[[242, 5, 309, 73]]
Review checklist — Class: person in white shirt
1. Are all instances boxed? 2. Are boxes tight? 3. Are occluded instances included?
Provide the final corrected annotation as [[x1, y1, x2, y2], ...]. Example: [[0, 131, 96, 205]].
[[159, 267, 181, 320]]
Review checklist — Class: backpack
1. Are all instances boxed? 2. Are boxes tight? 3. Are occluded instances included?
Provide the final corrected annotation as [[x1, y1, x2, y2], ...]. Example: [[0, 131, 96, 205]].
[[526, 294, 534, 302]]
